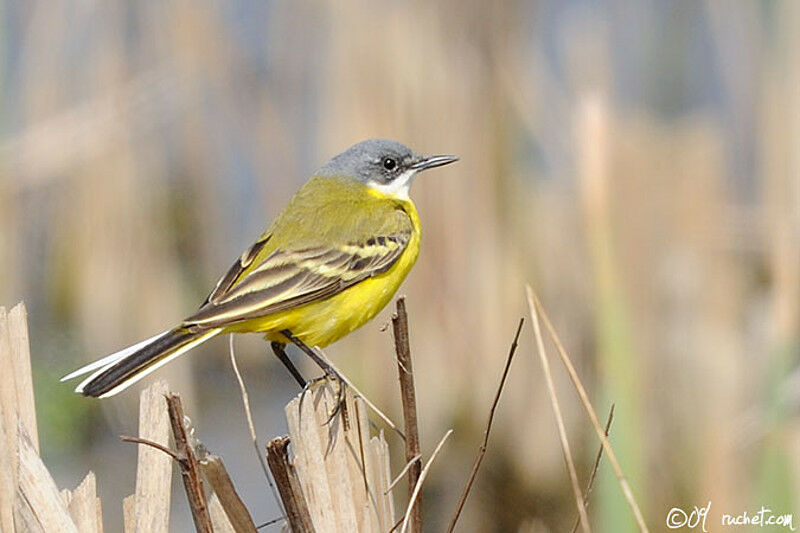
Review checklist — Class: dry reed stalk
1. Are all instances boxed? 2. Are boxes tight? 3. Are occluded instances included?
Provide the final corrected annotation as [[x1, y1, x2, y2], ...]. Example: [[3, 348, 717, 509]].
[[1, 302, 107, 532], [0, 303, 40, 533], [399, 429, 453, 533], [526, 287, 591, 533], [0, 410, 12, 533], [571, 405, 615, 533], [123, 390, 262, 532], [5, 304, 38, 452], [14, 426, 79, 532], [96, 498, 104, 533], [527, 286, 650, 532], [391, 297, 422, 533], [207, 491, 236, 533], [386, 454, 421, 494], [0, 307, 18, 532], [446, 318, 524, 533], [1, 303, 81, 533], [123, 395, 259, 533], [165, 393, 214, 533], [284, 382, 395, 532], [367, 429, 395, 530], [266, 436, 314, 532], [66, 472, 102, 533], [122, 495, 136, 533], [133, 380, 172, 533], [200, 455, 258, 533], [228, 335, 284, 510]]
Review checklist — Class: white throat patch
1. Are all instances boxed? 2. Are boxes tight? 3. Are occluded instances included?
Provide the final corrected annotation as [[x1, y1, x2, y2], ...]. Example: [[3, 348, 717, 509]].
[[366, 169, 418, 199]]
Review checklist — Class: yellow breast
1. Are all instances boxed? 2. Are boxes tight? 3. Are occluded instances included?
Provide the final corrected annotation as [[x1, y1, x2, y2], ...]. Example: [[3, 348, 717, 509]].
[[238, 198, 421, 347]]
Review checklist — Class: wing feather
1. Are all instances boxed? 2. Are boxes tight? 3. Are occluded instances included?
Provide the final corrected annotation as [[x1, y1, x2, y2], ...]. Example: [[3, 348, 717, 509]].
[[184, 224, 412, 328], [203, 235, 271, 306]]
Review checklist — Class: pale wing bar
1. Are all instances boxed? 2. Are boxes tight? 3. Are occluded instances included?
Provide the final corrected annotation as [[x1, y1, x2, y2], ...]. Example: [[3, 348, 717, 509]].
[[184, 231, 411, 328]]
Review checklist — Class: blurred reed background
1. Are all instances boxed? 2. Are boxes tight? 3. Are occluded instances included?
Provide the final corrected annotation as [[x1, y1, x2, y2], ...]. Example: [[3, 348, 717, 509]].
[[1, 1, 798, 531]]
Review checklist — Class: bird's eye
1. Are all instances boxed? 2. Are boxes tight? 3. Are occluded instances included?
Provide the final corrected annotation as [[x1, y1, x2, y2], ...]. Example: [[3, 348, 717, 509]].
[[382, 157, 397, 171]]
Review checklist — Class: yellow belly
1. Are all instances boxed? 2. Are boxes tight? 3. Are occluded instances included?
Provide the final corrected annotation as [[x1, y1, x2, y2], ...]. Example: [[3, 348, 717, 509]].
[[226, 231, 420, 347]]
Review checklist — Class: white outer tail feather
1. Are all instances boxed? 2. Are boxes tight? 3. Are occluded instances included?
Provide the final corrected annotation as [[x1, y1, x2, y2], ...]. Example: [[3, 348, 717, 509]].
[[62, 328, 223, 398], [60, 330, 171, 382]]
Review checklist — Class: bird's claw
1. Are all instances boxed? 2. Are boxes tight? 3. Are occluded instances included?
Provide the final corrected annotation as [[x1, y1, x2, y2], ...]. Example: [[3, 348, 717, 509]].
[[298, 368, 347, 426]]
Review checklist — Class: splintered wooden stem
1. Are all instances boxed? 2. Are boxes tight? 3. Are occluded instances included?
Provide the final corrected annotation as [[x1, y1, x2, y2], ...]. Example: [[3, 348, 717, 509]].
[[124, 391, 258, 533], [133, 380, 171, 533], [165, 393, 213, 533], [200, 455, 258, 533], [265, 436, 314, 533], [392, 297, 422, 533]]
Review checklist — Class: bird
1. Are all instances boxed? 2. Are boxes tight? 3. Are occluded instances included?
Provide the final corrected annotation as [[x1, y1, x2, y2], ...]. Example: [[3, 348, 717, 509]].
[[62, 139, 458, 398]]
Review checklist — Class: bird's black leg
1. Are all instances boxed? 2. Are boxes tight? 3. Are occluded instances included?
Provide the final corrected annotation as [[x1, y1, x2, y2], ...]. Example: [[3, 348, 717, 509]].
[[270, 341, 306, 387], [280, 331, 337, 376], [281, 329, 346, 423]]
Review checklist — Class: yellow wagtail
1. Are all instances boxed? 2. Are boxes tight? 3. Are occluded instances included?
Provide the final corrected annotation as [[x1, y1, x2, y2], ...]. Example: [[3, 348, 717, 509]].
[[62, 139, 458, 398]]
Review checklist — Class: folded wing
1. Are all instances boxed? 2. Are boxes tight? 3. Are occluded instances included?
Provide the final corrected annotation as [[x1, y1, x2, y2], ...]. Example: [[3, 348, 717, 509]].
[[184, 228, 412, 328]]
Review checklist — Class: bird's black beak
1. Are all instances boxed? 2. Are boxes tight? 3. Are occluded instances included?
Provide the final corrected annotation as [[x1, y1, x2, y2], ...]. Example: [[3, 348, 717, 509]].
[[411, 154, 459, 171]]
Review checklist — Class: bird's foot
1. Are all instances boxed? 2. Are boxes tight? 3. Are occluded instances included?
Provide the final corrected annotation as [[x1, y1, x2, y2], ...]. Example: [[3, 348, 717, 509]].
[[298, 368, 347, 426]]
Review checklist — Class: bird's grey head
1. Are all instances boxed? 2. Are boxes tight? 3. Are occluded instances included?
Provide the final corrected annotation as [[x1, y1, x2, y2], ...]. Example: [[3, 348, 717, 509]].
[[317, 138, 458, 198]]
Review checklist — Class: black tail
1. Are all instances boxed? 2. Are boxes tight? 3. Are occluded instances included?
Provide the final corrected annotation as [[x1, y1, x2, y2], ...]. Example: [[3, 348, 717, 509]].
[[70, 327, 221, 398]]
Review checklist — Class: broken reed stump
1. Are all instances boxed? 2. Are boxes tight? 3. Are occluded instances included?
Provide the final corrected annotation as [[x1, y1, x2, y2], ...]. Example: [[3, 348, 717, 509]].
[[391, 296, 422, 533], [131, 381, 172, 533], [0, 298, 423, 532], [1, 303, 103, 533], [121, 386, 258, 533], [267, 383, 396, 533], [165, 393, 214, 533], [266, 436, 314, 531], [0, 300, 258, 532]]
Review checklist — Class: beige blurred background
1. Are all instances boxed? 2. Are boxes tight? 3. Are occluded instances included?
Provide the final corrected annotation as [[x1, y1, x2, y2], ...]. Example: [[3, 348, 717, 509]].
[[1, 1, 799, 531]]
